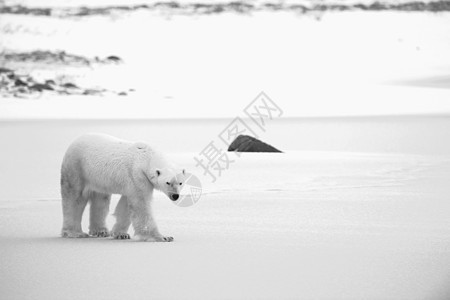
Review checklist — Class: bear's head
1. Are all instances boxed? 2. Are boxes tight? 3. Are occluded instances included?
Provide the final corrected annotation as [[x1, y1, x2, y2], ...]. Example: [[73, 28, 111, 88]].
[[150, 168, 187, 201]]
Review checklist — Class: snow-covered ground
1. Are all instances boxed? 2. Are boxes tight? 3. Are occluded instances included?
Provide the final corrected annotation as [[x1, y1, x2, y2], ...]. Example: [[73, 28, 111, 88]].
[[1, 1, 450, 298], [1, 9, 450, 118], [1, 118, 450, 299]]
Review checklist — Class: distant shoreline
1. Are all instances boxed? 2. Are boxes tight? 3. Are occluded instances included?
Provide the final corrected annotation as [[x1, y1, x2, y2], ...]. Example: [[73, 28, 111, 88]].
[[1, 113, 449, 122], [1, 1, 450, 18]]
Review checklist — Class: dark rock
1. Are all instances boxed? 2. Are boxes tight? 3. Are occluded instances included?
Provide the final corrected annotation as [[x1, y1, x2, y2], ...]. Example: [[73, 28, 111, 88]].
[[0, 68, 13, 74], [228, 135, 282, 153], [3, 51, 91, 65], [14, 78, 27, 86], [82, 89, 103, 95], [30, 83, 54, 91], [105, 55, 122, 62], [62, 82, 78, 89], [155, 2, 180, 9]]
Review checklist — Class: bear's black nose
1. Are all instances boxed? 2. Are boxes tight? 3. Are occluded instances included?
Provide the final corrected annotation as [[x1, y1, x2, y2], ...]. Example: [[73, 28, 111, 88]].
[[171, 194, 179, 201]]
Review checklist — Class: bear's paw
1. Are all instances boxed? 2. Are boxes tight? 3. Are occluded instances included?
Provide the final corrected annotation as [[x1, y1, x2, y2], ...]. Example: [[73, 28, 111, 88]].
[[112, 232, 131, 240], [89, 228, 110, 238], [137, 234, 174, 242], [61, 230, 90, 238]]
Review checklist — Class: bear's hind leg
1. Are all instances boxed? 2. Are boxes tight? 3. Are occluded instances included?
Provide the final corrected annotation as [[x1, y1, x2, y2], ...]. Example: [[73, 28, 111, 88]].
[[61, 158, 90, 238], [61, 186, 89, 238], [111, 196, 131, 239], [88, 192, 111, 237]]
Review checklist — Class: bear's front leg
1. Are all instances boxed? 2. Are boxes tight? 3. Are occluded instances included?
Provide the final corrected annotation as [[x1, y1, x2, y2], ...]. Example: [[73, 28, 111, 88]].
[[128, 197, 174, 242], [111, 195, 131, 240], [88, 192, 111, 237]]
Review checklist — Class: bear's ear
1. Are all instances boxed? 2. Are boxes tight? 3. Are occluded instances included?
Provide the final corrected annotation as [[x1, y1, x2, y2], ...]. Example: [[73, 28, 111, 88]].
[[156, 169, 161, 177]]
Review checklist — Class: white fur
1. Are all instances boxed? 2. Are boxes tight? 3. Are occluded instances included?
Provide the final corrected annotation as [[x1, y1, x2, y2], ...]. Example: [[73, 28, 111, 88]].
[[60, 133, 184, 242]]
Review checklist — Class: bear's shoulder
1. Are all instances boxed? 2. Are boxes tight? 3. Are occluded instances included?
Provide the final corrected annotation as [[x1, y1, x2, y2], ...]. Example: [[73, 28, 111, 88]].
[[133, 142, 149, 150], [131, 142, 161, 160]]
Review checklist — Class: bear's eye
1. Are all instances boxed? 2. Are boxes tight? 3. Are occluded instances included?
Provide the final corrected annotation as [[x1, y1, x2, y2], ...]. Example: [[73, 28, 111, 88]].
[[166, 182, 170, 185], [179, 182, 182, 185]]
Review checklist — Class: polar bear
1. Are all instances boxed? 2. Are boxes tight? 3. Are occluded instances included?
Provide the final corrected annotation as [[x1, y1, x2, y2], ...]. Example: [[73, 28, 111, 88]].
[[60, 133, 185, 242]]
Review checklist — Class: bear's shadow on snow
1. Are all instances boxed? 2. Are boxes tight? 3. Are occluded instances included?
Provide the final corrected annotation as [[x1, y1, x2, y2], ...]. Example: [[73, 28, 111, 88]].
[[16, 236, 149, 245]]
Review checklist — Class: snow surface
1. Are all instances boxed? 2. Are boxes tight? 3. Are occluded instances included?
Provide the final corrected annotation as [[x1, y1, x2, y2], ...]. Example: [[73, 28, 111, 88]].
[[1, 2, 450, 298], [1, 118, 450, 299], [1, 11, 450, 119]]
